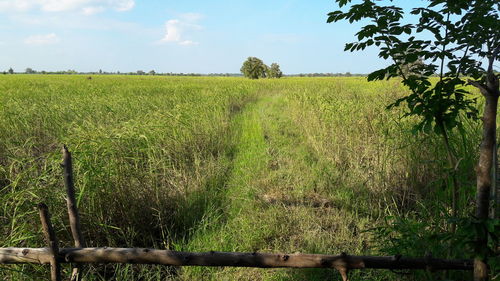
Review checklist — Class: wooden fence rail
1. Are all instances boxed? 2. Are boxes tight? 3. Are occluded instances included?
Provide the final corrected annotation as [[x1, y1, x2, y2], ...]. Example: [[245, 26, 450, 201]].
[[0, 146, 475, 281], [0, 247, 473, 279]]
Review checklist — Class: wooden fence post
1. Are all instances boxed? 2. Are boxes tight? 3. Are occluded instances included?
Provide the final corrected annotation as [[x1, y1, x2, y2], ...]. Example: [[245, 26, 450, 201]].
[[62, 145, 86, 281], [38, 203, 61, 281]]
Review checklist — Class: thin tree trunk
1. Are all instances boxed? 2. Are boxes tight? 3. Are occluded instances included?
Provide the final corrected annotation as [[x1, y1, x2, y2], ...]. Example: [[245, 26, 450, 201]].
[[493, 143, 499, 219], [476, 94, 497, 220], [474, 93, 498, 281], [470, 59, 500, 280]]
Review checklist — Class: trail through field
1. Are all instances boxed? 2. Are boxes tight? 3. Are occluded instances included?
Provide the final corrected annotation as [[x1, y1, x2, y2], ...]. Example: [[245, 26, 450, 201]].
[[180, 92, 373, 281]]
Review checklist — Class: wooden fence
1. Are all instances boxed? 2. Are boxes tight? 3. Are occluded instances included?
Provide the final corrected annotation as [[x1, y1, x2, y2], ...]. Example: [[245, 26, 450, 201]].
[[0, 146, 474, 281]]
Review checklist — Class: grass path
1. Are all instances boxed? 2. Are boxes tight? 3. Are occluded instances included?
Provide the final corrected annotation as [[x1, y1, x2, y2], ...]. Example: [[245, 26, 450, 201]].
[[178, 92, 376, 281]]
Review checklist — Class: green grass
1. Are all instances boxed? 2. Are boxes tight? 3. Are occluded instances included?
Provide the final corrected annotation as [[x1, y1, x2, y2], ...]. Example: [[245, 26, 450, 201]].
[[0, 75, 481, 280]]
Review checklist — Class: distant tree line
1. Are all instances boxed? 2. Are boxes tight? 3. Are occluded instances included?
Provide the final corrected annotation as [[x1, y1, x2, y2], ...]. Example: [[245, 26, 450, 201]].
[[290, 72, 364, 77], [3, 67, 243, 76], [3, 67, 404, 78]]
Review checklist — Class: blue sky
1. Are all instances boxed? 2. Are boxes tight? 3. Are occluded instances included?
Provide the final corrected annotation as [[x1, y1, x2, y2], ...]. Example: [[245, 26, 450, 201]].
[[0, 0, 420, 74]]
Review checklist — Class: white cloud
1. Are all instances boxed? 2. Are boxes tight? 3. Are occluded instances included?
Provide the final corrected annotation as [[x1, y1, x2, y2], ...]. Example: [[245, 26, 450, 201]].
[[82, 6, 105, 15], [162, 19, 182, 42], [179, 40, 198, 46], [0, 0, 33, 12], [24, 33, 60, 45], [112, 0, 134, 11], [0, 0, 135, 14], [159, 13, 203, 46]]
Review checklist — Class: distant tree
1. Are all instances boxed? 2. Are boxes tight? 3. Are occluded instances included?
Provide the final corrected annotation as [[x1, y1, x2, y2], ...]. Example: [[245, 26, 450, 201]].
[[41, 70, 47, 74], [25, 68, 35, 74], [149, 70, 156, 75], [240, 57, 268, 79], [99, 69, 103, 74], [8, 67, 14, 74], [136, 70, 145, 75], [267, 63, 283, 78]]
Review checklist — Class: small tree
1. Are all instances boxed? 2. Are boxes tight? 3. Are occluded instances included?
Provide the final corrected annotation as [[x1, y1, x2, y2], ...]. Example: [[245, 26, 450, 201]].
[[240, 57, 267, 79], [267, 63, 283, 78], [25, 68, 35, 74], [8, 68, 14, 74], [149, 70, 156, 75], [328, 0, 499, 279]]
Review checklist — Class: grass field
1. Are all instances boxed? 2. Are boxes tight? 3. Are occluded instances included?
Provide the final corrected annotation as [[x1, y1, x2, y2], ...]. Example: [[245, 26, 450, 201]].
[[0, 75, 481, 280]]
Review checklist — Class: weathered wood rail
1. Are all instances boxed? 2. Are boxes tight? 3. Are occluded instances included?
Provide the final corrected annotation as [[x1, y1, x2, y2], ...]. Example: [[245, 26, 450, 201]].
[[0, 247, 474, 270], [0, 146, 474, 281], [0, 247, 473, 278]]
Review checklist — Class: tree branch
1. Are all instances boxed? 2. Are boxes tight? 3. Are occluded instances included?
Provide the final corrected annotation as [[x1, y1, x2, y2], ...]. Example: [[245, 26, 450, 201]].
[[468, 80, 488, 94]]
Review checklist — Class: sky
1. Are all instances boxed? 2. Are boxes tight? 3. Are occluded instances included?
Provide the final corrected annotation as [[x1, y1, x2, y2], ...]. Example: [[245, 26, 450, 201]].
[[0, 0, 420, 74]]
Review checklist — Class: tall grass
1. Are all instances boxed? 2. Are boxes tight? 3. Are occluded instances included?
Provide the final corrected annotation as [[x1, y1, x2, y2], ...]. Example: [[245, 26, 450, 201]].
[[0, 75, 481, 280]]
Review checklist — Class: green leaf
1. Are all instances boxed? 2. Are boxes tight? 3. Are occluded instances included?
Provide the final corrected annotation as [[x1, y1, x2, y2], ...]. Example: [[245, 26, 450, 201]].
[[367, 69, 387, 81]]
